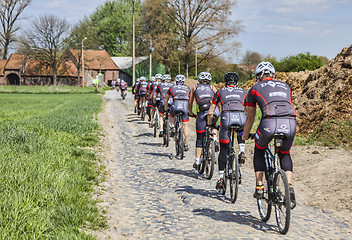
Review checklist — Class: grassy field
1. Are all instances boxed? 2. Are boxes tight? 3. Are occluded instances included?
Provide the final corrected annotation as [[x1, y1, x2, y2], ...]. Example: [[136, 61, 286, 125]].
[[0, 85, 107, 94], [0, 90, 105, 239]]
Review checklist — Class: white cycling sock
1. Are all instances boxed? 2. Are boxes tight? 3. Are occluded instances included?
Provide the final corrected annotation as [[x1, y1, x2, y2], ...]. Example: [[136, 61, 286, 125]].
[[195, 158, 202, 165], [219, 170, 224, 179], [239, 143, 245, 154], [213, 136, 218, 141]]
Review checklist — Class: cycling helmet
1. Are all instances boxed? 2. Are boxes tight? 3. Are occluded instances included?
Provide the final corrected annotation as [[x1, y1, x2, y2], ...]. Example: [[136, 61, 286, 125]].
[[175, 75, 186, 85], [155, 74, 163, 80], [255, 61, 275, 77], [162, 74, 171, 82], [224, 72, 239, 85], [136, 78, 140, 83], [140, 76, 147, 81], [198, 72, 212, 82], [150, 76, 156, 82]]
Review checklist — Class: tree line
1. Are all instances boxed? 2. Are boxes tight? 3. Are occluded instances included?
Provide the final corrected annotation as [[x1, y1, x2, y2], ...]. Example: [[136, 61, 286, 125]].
[[0, 0, 328, 85]]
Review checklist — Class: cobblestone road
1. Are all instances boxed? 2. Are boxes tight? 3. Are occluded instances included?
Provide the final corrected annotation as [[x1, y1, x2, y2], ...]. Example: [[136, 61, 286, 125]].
[[94, 90, 352, 239]]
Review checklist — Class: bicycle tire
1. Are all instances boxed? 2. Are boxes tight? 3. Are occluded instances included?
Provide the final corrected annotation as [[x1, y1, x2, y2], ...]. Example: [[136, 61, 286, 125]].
[[257, 171, 272, 222], [204, 140, 215, 180], [165, 119, 170, 147], [178, 124, 184, 159], [230, 153, 239, 203], [221, 162, 228, 195], [199, 145, 206, 175], [141, 106, 145, 121], [274, 169, 291, 234]]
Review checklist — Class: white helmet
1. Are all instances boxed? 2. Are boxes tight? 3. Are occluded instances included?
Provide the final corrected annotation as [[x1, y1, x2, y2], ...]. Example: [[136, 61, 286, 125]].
[[136, 78, 140, 83], [162, 74, 171, 82], [175, 75, 186, 84], [140, 76, 147, 81], [155, 74, 163, 80], [255, 61, 275, 77], [198, 72, 212, 82], [150, 76, 156, 82]]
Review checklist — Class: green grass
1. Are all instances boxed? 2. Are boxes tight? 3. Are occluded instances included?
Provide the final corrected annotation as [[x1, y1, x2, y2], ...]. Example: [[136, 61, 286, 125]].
[[0, 93, 105, 239], [0, 85, 106, 94], [309, 120, 352, 147]]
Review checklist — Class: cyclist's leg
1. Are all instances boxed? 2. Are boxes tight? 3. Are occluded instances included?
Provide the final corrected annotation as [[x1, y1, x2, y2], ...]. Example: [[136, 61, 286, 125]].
[[195, 111, 207, 166], [216, 112, 231, 188], [158, 102, 165, 136]]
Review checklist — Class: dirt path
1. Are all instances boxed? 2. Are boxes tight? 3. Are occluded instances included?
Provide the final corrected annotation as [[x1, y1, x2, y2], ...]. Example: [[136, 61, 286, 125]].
[[93, 90, 352, 239]]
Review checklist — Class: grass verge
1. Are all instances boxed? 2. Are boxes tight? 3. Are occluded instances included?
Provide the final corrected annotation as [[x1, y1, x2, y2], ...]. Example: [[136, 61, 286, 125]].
[[0, 92, 105, 239]]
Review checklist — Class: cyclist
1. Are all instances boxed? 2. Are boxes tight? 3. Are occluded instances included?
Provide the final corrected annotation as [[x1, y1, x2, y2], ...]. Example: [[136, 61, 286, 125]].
[[146, 77, 154, 121], [154, 74, 173, 137], [188, 72, 220, 172], [132, 78, 140, 113], [120, 79, 128, 98], [116, 78, 121, 92], [136, 76, 148, 112], [164, 75, 191, 151], [208, 72, 247, 190], [149, 74, 162, 128], [241, 61, 296, 208]]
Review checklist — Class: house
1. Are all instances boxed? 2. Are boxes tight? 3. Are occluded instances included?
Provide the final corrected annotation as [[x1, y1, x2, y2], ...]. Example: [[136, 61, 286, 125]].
[[111, 56, 166, 86], [62, 49, 119, 86], [0, 49, 119, 86]]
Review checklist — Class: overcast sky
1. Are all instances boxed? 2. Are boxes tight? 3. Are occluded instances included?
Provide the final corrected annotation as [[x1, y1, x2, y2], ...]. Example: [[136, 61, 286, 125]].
[[22, 0, 352, 62]]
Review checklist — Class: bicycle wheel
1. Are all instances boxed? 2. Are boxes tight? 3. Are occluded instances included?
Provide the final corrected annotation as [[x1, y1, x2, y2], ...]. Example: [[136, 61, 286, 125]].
[[274, 169, 291, 234], [221, 162, 228, 195], [203, 139, 215, 180], [141, 106, 145, 121], [257, 172, 272, 222], [230, 153, 239, 203], [164, 119, 170, 147], [176, 124, 184, 159]]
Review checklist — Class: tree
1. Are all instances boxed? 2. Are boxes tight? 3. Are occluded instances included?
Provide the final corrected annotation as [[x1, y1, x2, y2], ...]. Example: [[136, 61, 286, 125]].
[[142, 0, 180, 73], [165, 0, 243, 76], [0, 0, 31, 59], [242, 50, 262, 66], [19, 14, 69, 85]]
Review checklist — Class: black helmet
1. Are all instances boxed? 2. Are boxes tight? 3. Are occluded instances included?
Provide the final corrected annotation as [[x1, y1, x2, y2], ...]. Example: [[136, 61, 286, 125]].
[[224, 72, 239, 85]]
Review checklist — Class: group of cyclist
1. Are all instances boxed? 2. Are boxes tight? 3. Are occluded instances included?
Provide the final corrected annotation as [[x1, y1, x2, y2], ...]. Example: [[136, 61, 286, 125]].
[[129, 61, 296, 207], [114, 78, 128, 99]]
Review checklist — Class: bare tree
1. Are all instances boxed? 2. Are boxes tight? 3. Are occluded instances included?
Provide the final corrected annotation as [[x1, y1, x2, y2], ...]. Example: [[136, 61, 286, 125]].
[[0, 0, 31, 59], [165, 0, 243, 76], [242, 50, 262, 66], [19, 14, 69, 85]]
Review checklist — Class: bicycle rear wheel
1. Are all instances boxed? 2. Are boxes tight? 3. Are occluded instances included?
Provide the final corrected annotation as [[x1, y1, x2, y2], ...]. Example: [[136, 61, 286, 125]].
[[230, 154, 239, 203], [163, 119, 170, 147], [257, 172, 272, 222], [141, 105, 145, 121], [202, 140, 215, 179], [153, 112, 158, 138], [274, 169, 291, 234]]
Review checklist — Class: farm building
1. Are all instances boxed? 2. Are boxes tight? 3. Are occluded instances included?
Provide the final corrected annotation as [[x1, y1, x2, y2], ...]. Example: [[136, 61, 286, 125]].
[[0, 49, 119, 86]]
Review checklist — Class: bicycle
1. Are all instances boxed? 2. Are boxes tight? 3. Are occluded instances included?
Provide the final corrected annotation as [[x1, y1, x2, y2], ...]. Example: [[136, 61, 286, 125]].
[[220, 125, 242, 203], [174, 111, 185, 159], [250, 133, 291, 234], [163, 112, 170, 147], [198, 124, 218, 179]]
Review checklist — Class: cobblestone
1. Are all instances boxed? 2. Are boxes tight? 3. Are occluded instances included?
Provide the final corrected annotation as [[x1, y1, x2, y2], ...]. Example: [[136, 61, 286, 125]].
[[94, 91, 352, 239]]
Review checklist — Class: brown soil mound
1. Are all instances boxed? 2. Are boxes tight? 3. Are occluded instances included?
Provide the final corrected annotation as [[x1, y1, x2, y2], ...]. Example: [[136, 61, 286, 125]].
[[296, 45, 352, 134], [240, 44, 352, 135]]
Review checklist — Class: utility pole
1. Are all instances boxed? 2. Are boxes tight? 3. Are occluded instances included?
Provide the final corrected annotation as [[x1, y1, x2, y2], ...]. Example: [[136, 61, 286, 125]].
[[195, 46, 198, 77], [149, 39, 153, 80], [132, 0, 136, 86], [82, 37, 87, 87]]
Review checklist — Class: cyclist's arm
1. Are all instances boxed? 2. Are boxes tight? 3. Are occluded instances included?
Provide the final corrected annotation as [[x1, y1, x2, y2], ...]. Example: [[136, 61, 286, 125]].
[[207, 104, 217, 126], [188, 86, 195, 115], [242, 105, 256, 140], [164, 94, 171, 112]]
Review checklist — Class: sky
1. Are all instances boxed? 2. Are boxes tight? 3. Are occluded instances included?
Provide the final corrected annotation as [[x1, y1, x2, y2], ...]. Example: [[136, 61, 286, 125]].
[[21, 0, 352, 63]]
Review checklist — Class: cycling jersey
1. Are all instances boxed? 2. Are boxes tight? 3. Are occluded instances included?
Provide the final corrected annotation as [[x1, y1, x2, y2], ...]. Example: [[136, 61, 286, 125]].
[[156, 82, 173, 113], [132, 82, 140, 99], [245, 78, 295, 119], [120, 82, 127, 90], [212, 86, 247, 112], [137, 81, 148, 96], [167, 84, 191, 122], [194, 83, 214, 112]]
